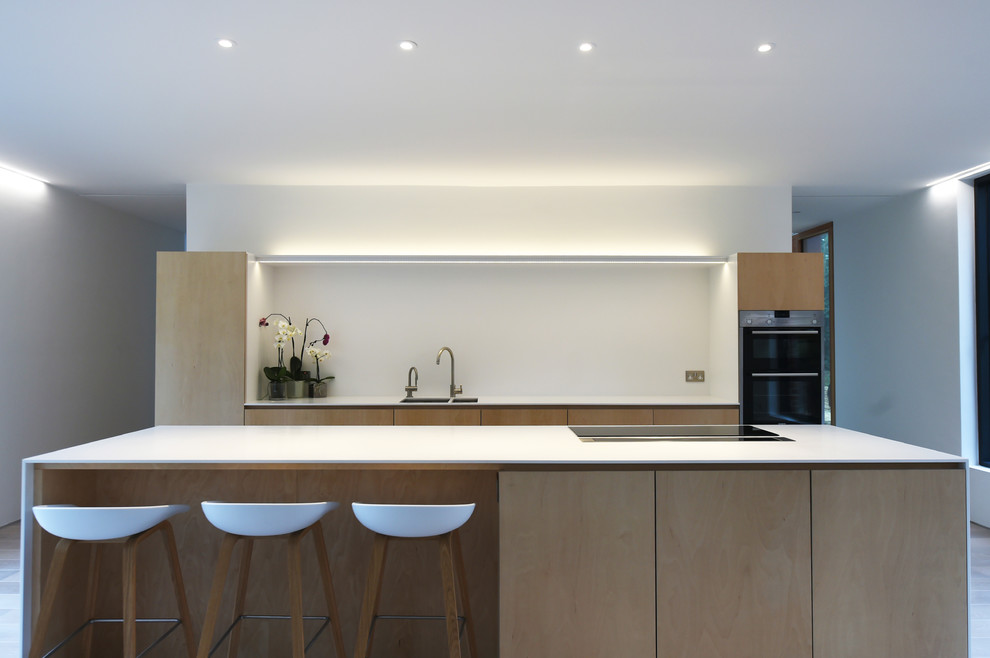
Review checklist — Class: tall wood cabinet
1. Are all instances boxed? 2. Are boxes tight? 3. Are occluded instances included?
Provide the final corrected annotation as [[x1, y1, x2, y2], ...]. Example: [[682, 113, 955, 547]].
[[155, 251, 247, 425]]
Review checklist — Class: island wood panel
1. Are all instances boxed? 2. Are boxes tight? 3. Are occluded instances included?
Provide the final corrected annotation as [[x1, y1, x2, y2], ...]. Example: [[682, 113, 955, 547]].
[[29, 466, 496, 658], [653, 406, 739, 425], [566, 406, 653, 426], [394, 407, 482, 426], [811, 469, 968, 658], [499, 471, 656, 657], [156, 251, 247, 425], [31, 468, 296, 657], [296, 470, 498, 658], [245, 407, 394, 425], [737, 252, 824, 311], [656, 470, 812, 657], [30, 469, 106, 655], [480, 407, 567, 425]]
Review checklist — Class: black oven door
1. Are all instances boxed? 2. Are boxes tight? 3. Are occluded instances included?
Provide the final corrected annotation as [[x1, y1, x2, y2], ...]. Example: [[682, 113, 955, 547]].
[[742, 373, 822, 424], [742, 328, 821, 373]]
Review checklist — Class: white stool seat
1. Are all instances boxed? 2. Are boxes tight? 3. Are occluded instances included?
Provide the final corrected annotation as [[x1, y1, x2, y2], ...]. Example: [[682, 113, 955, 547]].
[[201, 501, 338, 537], [352, 503, 475, 538], [33, 504, 190, 541]]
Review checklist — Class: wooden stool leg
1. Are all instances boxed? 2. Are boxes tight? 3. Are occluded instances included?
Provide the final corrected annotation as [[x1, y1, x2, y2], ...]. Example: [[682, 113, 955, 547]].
[[159, 521, 197, 658], [122, 534, 142, 658], [311, 521, 347, 658], [287, 531, 306, 658], [29, 538, 73, 658], [353, 533, 389, 658], [438, 533, 462, 658], [227, 538, 253, 658], [452, 530, 477, 658], [81, 544, 103, 658], [197, 533, 240, 658]]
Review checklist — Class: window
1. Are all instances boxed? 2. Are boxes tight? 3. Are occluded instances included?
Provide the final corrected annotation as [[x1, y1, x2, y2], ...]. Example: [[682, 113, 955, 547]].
[[975, 175, 990, 465], [793, 222, 835, 424]]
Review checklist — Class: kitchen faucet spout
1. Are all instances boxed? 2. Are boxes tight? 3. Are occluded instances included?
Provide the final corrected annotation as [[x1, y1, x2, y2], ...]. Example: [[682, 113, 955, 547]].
[[404, 366, 419, 398], [436, 346, 462, 398]]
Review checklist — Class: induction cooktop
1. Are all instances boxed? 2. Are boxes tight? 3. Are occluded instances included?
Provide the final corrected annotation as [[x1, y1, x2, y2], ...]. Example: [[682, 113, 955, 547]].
[[571, 425, 791, 442]]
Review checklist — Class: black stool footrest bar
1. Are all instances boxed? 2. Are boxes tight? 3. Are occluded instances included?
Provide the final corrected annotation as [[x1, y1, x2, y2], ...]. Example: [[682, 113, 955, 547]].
[[42, 617, 182, 658], [209, 614, 331, 656]]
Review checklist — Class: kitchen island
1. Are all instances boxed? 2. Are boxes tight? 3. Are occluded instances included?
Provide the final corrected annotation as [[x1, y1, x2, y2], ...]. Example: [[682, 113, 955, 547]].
[[21, 424, 968, 657]]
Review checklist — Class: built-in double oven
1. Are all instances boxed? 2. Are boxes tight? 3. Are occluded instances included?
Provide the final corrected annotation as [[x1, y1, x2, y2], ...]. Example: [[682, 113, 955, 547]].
[[740, 310, 824, 424]]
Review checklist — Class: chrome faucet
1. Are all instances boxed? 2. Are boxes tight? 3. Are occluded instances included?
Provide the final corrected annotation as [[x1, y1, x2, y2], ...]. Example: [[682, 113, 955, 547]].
[[404, 366, 419, 398], [436, 346, 462, 398]]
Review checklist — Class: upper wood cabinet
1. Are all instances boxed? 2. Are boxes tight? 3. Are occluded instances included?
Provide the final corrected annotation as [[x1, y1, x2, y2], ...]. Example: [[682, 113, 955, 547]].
[[737, 252, 824, 310], [155, 251, 247, 425]]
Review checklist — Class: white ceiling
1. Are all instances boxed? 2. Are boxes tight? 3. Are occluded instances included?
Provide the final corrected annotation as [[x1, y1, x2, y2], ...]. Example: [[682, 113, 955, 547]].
[[1, 0, 988, 232]]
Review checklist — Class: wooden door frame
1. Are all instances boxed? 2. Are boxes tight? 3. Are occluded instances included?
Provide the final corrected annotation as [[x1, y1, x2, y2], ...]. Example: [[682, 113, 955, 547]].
[[793, 222, 835, 424]]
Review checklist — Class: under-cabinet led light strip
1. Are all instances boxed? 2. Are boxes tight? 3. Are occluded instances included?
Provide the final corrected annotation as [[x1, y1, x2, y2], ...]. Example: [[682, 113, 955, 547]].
[[254, 255, 729, 265]]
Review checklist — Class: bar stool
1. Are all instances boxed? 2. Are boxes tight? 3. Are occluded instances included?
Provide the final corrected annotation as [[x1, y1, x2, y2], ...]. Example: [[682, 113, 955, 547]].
[[197, 501, 346, 658], [30, 504, 196, 658], [352, 502, 477, 658]]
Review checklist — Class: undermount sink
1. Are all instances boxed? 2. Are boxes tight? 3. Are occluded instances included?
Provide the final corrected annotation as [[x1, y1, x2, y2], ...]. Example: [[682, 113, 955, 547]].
[[399, 397, 479, 404]]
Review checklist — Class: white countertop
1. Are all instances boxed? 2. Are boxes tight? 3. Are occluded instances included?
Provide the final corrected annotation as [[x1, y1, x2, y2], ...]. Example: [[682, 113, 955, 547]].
[[24, 424, 964, 466], [245, 395, 740, 407]]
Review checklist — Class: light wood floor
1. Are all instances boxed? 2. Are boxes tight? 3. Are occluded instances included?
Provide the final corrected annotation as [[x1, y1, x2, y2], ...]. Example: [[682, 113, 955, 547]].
[[0, 522, 20, 658], [1, 520, 988, 657]]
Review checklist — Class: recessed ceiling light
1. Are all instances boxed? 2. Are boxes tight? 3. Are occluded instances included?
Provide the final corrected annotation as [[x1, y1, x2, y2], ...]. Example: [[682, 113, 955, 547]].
[[217, 38, 236, 48], [578, 42, 596, 53], [399, 40, 418, 51], [757, 42, 775, 53]]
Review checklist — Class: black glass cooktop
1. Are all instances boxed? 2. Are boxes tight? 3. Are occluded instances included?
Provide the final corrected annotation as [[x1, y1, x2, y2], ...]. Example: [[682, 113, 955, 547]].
[[571, 425, 790, 442]]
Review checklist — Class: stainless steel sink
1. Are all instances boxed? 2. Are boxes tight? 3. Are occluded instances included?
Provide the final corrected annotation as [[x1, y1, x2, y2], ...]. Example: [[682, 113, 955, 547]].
[[399, 397, 479, 404]]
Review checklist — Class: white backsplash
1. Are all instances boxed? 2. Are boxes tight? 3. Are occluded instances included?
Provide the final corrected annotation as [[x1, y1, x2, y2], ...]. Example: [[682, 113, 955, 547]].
[[250, 262, 727, 398]]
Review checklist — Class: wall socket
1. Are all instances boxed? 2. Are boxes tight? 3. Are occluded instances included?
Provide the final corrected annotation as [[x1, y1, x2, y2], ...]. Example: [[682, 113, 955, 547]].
[[685, 370, 705, 382]]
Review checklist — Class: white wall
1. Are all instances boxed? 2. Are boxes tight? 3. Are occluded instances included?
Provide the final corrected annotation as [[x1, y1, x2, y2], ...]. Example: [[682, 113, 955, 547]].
[[191, 184, 788, 398], [251, 263, 720, 398], [0, 182, 184, 524], [833, 183, 974, 458], [187, 184, 791, 256]]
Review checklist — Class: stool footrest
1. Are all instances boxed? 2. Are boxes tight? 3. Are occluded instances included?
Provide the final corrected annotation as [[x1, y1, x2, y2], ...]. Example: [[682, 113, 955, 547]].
[[42, 617, 182, 658], [369, 614, 468, 637], [209, 614, 330, 657]]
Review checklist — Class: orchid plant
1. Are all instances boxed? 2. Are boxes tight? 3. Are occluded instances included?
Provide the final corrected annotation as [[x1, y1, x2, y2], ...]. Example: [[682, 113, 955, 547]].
[[259, 314, 332, 382], [306, 345, 334, 384]]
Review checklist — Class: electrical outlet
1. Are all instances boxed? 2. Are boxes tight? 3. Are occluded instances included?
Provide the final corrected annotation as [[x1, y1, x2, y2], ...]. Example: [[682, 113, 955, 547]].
[[685, 370, 705, 382]]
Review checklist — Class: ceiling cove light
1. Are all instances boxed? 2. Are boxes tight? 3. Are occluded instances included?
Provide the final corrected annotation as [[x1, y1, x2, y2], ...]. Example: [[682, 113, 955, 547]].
[[757, 42, 775, 53], [217, 38, 236, 48], [928, 161, 990, 187], [399, 40, 418, 51], [578, 42, 596, 53], [0, 165, 47, 196]]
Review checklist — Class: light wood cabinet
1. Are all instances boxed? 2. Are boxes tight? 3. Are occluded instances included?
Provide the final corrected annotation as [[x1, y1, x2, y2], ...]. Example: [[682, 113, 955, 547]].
[[657, 470, 812, 657], [246, 404, 739, 426], [499, 471, 656, 656], [737, 252, 824, 310], [155, 252, 247, 425], [394, 407, 482, 425], [245, 407, 393, 425], [480, 407, 567, 425], [653, 406, 739, 425], [567, 406, 653, 426], [811, 469, 968, 658]]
